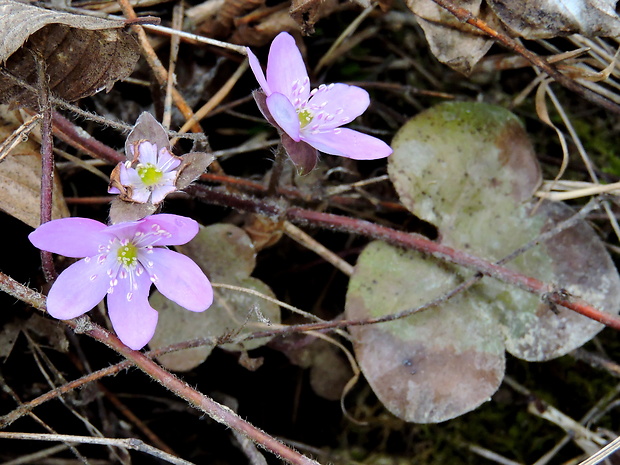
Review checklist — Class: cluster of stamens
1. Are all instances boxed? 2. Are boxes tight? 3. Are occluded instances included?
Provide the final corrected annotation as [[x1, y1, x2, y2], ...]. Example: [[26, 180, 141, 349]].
[[290, 82, 351, 135], [137, 162, 163, 186], [84, 224, 173, 301]]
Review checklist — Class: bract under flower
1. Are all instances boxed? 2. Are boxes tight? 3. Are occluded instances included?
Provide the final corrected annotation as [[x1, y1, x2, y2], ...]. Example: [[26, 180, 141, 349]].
[[29, 214, 213, 350], [247, 32, 392, 172]]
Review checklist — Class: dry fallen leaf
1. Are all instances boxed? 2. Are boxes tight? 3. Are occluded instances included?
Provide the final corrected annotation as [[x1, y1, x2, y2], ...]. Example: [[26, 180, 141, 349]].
[[487, 0, 620, 39], [407, 0, 502, 74], [406, 0, 620, 73], [0, 111, 68, 227], [0, 0, 140, 106]]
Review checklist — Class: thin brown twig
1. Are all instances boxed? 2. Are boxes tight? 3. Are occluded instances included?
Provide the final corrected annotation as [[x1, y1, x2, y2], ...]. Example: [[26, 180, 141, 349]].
[[0, 432, 195, 465], [116, 0, 202, 134]]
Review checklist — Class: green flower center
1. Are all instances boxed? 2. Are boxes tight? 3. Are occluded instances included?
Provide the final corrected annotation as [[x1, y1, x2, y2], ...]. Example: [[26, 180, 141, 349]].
[[117, 243, 138, 267], [297, 109, 313, 128], [137, 163, 163, 186]]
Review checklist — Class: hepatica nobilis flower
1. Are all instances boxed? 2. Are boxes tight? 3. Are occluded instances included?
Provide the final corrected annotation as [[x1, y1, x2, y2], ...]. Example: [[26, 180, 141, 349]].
[[247, 32, 393, 173], [29, 214, 213, 350], [109, 140, 181, 204]]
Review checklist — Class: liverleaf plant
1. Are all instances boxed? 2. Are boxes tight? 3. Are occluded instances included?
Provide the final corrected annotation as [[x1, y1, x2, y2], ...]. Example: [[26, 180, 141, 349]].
[[345, 102, 620, 423], [29, 214, 213, 350], [247, 31, 392, 173]]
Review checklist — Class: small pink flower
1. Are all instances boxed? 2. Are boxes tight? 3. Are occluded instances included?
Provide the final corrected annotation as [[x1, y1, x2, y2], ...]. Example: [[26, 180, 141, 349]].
[[29, 214, 213, 350], [109, 140, 181, 204], [247, 32, 392, 173]]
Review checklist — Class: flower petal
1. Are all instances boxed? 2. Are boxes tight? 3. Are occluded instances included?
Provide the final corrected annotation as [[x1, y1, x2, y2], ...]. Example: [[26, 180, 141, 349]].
[[29, 218, 108, 257], [305, 84, 370, 130], [247, 47, 271, 95], [137, 141, 158, 165], [147, 248, 213, 312], [282, 134, 318, 175], [157, 148, 181, 172], [138, 214, 200, 245], [107, 271, 158, 350], [266, 93, 301, 141], [46, 258, 110, 319], [266, 32, 309, 102], [301, 128, 393, 160], [150, 185, 176, 205]]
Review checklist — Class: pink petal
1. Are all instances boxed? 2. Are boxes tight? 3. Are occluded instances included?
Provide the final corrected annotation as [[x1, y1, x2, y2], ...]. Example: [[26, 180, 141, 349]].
[[46, 258, 110, 319], [138, 214, 199, 245], [150, 185, 176, 205], [305, 84, 369, 130], [119, 164, 142, 187], [147, 248, 213, 312], [266, 93, 301, 141], [247, 47, 271, 95], [301, 128, 393, 160], [29, 218, 109, 257], [157, 148, 181, 172], [266, 32, 309, 102], [107, 271, 158, 350], [137, 141, 158, 165]]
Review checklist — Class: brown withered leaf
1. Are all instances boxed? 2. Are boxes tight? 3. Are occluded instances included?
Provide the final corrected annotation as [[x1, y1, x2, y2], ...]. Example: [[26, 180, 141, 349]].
[[0, 112, 68, 227], [487, 0, 620, 39], [290, 0, 352, 35], [407, 0, 620, 73], [0, 0, 139, 106], [407, 0, 503, 74]]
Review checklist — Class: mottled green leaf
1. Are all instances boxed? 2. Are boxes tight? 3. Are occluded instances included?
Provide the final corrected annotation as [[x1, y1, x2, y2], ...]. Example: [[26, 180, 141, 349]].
[[346, 102, 620, 423], [149, 224, 280, 371]]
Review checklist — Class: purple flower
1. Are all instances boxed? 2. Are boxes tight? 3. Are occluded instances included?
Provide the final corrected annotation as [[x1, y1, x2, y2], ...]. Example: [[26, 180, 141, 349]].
[[109, 140, 182, 204], [29, 214, 213, 350], [247, 32, 393, 173]]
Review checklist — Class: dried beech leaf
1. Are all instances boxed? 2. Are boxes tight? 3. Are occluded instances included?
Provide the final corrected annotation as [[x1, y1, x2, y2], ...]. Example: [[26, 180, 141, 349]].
[[149, 224, 280, 371], [346, 102, 620, 423], [487, 0, 620, 39], [0, 119, 68, 227], [0, 314, 68, 359], [0, 0, 139, 105], [290, 0, 350, 34], [406, 0, 501, 74], [0, 0, 128, 61]]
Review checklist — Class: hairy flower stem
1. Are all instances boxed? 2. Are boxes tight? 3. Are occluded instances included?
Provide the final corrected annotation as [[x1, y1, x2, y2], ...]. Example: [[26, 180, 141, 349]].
[[0, 271, 320, 465], [266, 144, 287, 196], [36, 55, 57, 281]]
